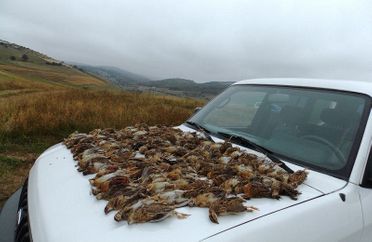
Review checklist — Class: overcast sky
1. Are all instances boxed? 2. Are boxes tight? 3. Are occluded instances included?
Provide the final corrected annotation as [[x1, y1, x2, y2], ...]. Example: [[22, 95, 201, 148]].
[[1, 0, 372, 82]]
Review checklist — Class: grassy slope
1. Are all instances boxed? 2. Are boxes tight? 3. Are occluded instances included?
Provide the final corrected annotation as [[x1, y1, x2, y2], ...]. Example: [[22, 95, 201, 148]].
[[0, 42, 203, 207], [0, 44, 107, 92]]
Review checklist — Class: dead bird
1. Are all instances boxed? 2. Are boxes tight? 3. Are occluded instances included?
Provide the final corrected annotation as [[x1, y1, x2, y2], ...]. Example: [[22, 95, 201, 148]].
[[208, 197, 257, 224], [63, 124, 307, 225]]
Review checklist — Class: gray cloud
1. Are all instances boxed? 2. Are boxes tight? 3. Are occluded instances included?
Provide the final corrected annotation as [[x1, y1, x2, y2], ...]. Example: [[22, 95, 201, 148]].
[[1, 0, 372, 82]]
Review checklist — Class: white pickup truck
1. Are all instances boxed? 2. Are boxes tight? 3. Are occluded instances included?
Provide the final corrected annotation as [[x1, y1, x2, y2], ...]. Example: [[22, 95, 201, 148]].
[[1, 78, 371, 242]]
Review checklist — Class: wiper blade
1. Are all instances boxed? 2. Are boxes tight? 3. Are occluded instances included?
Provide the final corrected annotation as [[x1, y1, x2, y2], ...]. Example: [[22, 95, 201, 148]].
[[216, 131, 294, 173], [185, 121, 214, 142]]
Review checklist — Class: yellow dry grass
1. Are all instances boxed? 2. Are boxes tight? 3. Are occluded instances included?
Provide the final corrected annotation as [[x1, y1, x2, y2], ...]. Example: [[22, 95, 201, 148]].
[[0, 63, 106, 90], [0, 89, 203, 207], [0, 59, 205, 207], [0, 89, 203, 136], [0, 69, 49, 91]]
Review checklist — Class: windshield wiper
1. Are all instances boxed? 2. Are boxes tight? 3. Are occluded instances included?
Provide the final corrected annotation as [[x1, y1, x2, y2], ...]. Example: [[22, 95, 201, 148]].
[[185, 121, 215, 142], [216, 131, 294, 173]]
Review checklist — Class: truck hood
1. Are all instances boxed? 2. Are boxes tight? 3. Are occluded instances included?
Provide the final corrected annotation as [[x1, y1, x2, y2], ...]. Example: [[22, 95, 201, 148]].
[[28, 143, 346, 242]]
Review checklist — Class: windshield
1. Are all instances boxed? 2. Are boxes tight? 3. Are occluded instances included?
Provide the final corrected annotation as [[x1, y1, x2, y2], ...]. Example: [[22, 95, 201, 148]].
[[188, 84, 370, 179]]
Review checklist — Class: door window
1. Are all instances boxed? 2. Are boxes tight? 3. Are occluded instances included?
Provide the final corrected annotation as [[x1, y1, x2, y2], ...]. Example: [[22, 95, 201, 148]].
[[362, 147, 372, 187]]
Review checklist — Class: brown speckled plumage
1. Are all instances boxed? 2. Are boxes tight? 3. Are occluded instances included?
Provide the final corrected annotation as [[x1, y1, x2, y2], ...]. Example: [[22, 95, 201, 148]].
[[64, 124, 307, 224]]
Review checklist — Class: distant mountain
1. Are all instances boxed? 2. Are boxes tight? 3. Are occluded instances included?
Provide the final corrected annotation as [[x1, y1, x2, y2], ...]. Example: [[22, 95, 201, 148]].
[[0, 39, 231, 99], [74, 64, 150, 86], [199, 81, 234, 95], [146, 78, 195, 90], [73, 64, 232, 98], [144, 78, 232, 96]]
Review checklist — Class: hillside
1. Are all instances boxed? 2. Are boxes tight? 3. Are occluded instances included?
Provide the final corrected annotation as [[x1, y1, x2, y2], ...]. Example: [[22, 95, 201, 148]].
[[0, 39, 204, 208], [76, 64, 232, 99], [75, 64, 150, 86], [148, 78, 195, 90], [147, 78, 232, 94], [0, 39, 107, 96]]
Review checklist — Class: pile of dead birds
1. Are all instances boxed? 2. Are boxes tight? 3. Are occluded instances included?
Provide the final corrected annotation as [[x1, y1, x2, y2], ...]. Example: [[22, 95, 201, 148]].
[[64, 124, 307, 224]]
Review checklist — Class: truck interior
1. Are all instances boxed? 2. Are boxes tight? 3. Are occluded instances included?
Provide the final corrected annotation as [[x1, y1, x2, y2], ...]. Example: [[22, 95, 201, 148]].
[[190, 84, 369, 177]]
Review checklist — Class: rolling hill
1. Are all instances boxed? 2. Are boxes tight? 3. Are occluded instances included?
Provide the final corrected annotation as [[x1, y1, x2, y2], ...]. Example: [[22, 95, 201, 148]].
[[0, 39, 108, 96], [75, 64, 150, 86], [1, 39, 232, 100], [75, 64, 232, 99], [147, 78, 232, 93], [0, 39, 204, 208]]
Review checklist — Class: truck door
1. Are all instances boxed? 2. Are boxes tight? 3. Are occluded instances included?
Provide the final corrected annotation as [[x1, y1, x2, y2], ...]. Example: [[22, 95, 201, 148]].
[[359, 146, 372, 242]]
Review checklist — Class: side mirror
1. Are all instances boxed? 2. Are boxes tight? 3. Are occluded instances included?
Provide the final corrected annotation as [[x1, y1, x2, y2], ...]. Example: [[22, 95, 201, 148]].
[[194, 107, 202, 114]]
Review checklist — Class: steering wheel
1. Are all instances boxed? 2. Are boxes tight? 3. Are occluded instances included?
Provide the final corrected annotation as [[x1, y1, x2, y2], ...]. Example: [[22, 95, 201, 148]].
[[300, 135, 346, 164]]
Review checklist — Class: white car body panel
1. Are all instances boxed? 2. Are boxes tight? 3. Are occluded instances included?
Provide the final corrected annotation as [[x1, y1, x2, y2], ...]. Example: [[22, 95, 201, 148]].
[[349, 111, 372, 185], [359, 186, 372, 242], [26, 78, 372, 242], [204, 183, 364, 242], [28, 144, 326, 242], [234, 78, 372, 97]]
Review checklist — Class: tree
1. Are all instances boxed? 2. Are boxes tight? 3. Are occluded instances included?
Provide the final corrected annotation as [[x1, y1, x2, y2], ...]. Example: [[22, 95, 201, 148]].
[[10, 56, 16, 61], [21, 54, 29, 61]]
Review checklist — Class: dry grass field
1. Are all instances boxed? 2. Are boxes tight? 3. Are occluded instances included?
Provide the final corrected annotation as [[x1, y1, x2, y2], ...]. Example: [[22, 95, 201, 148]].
[[0, 89, 202, 137], [0, 42, 204, 207], [0, 89, 203, 207]]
